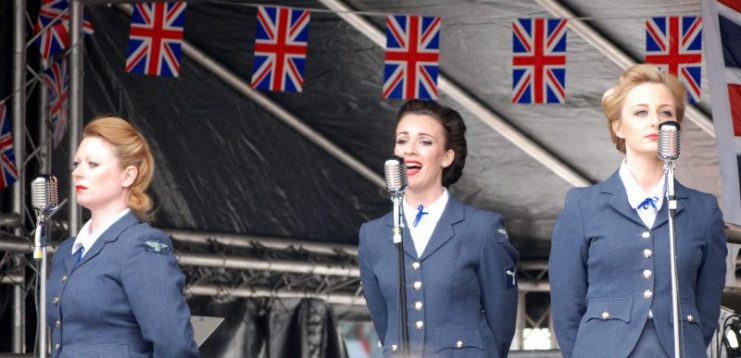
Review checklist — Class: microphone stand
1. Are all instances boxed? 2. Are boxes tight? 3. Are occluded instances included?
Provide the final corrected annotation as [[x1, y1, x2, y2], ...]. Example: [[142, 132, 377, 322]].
[[665, 160, 684, 358], [33, 212, 50, 358], [391, 192, 409, 358]]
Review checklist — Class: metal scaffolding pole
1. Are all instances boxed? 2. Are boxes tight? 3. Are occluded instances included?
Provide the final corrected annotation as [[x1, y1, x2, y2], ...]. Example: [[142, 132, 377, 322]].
[[166, 229, 359, 257], [11, 0, 27, 353], [38, 57, 52, 175], [68, 0, 83, 235], [549, 306, 557, 350], [513, 291, 526, 350], [185, 284, 366, 307], [176, 253, 360, 277]]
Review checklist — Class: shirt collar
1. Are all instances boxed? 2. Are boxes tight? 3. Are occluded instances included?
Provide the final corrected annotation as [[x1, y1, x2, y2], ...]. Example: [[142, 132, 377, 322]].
[[72, 208, 131, 254], [403, 188, 450, 226], [618, 160, 665, 210]]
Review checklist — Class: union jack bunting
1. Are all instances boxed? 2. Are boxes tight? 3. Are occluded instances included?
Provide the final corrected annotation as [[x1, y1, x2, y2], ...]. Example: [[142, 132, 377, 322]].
[[645, 16, 703, 103], [126, 2, 187, 77], [40, 59, 69, 148], [512, 18, 568, 104], [251, 6, 310, 92], [34, 0, 94, 60], [383, 15, 441, 100], [0, 102, 18, 190]]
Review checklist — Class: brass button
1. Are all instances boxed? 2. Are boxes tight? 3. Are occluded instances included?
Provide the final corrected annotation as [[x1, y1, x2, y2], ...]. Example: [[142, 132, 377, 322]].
[[390, 344, 398, 352], [649, 310, 654, 318], [643, 289, 653, 299], [413, 281, 422, 290], [52, 296, 60, 305], [54, 343, 60, 350], [687, 315, 694, 322], [55, 320, 60, 327], [414, 301, 423, 311], [601, 311, 610, 319], [415, 320, 424, 330], [61, 275, 67, 283], [643, 249, 653, 258], [456, 340, 464, 348], [643, 269, 652, 279], [642, 231, 651, 239], [411, 262, 420, 271]]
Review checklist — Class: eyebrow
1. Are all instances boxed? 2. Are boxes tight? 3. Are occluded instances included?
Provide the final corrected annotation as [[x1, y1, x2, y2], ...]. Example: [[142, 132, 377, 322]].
[[630, 103, 674, 109], [396, 131, 434, 137]]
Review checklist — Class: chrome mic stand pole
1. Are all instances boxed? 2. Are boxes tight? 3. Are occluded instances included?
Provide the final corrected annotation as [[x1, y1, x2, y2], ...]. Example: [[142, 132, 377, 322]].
[[33, 213, 49, 358], [665, 159, 683, 358], [392, 193, 409, 358]]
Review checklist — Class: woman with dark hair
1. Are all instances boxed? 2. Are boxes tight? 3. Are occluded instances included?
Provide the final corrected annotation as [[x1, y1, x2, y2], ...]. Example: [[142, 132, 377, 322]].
[[358, 99, 520, 357], [549, 64, 727, 357], [46, 117, 198, 357]]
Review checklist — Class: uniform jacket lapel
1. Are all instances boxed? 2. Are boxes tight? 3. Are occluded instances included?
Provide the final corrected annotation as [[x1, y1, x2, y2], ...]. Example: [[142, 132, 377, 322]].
[[419, 195, 465, 261], [384, 212, 418, 259], [602, 169, 687, 229], [62, 242, 78, 273], [382, 196, 466, 260], [603, 170, 645, 227], [74, 212, 139, 269], [652, 181, 687, 229]]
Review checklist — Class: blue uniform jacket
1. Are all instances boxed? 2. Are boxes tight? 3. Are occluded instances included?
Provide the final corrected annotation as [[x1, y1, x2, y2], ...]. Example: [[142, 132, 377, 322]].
[[46, 212, 199, 358], [359, 195, 519, 357], [549, 170, 727, 358]]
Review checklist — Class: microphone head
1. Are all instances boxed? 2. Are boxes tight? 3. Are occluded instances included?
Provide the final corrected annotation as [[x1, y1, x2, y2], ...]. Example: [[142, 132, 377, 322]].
[[384, 157, 408, 195], [31, 176, 59, 212], [658, 121, 680, 161]]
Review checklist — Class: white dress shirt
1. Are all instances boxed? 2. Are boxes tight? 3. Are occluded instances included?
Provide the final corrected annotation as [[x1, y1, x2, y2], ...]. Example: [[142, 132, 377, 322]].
[[403, 189, 449, 257], [72, 208, 132, 257], [619, 160, 665, 229]]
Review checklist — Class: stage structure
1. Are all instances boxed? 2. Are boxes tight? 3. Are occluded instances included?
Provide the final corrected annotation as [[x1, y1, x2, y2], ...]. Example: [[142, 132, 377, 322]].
[[2, 0, 741, 356]]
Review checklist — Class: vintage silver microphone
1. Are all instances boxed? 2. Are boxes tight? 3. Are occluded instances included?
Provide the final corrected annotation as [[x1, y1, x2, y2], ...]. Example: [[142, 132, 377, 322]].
[[658, 121, 684, 358], [659, 121, 680, 161], [31, 175, 59, 358], [383, 157, 409, 358], [31, 175, 59, 258], [384, 157, 408, 243]]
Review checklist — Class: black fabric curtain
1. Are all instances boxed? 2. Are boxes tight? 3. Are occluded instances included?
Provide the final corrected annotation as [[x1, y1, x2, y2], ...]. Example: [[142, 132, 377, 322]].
[[189, 296, 348, 358]]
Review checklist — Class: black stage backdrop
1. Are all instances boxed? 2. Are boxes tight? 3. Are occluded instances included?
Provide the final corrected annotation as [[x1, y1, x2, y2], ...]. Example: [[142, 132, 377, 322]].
[[189, 297, 348, 358]]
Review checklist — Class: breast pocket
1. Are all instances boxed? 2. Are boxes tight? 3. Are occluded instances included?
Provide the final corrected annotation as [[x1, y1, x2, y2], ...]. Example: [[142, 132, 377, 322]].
[[433, 327, 484, 358], [74, 343, 129, 358]]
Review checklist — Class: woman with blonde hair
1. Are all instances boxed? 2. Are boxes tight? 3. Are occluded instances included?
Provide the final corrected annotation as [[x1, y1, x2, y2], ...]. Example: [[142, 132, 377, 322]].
[[549, 64, 727, 357], [46, 116, 198, 357]]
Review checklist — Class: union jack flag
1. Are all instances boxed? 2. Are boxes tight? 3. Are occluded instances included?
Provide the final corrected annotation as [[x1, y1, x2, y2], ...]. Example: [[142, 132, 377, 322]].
[[251, 6, 310, 92], [383, 15, 440, 100], [645, 16, 703, 103], [512, 18, 568, 104], [126, 2, 187, 77], [40, 59, 69, 148], [34, 0, 94, 60], [0, 102, 18, 190]]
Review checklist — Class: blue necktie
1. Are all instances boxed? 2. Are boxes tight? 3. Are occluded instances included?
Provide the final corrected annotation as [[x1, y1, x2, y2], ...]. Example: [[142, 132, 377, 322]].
[[74, 247, 84, 264], [413, 205, 429, 228], [637, 196, 659, 210]]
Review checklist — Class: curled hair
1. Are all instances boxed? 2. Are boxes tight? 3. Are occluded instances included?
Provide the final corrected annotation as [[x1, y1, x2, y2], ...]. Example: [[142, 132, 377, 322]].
[[602, 64, 686, 153], [396, 100, 467, 187], [83, 116, 155, 219]]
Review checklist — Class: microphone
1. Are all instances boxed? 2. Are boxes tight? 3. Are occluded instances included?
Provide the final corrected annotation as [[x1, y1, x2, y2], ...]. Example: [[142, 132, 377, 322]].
[[658, 121, 680, 161], [384, 157, 408, 197], [31, 175, 59, 214], [31, 176, 59, 260]]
